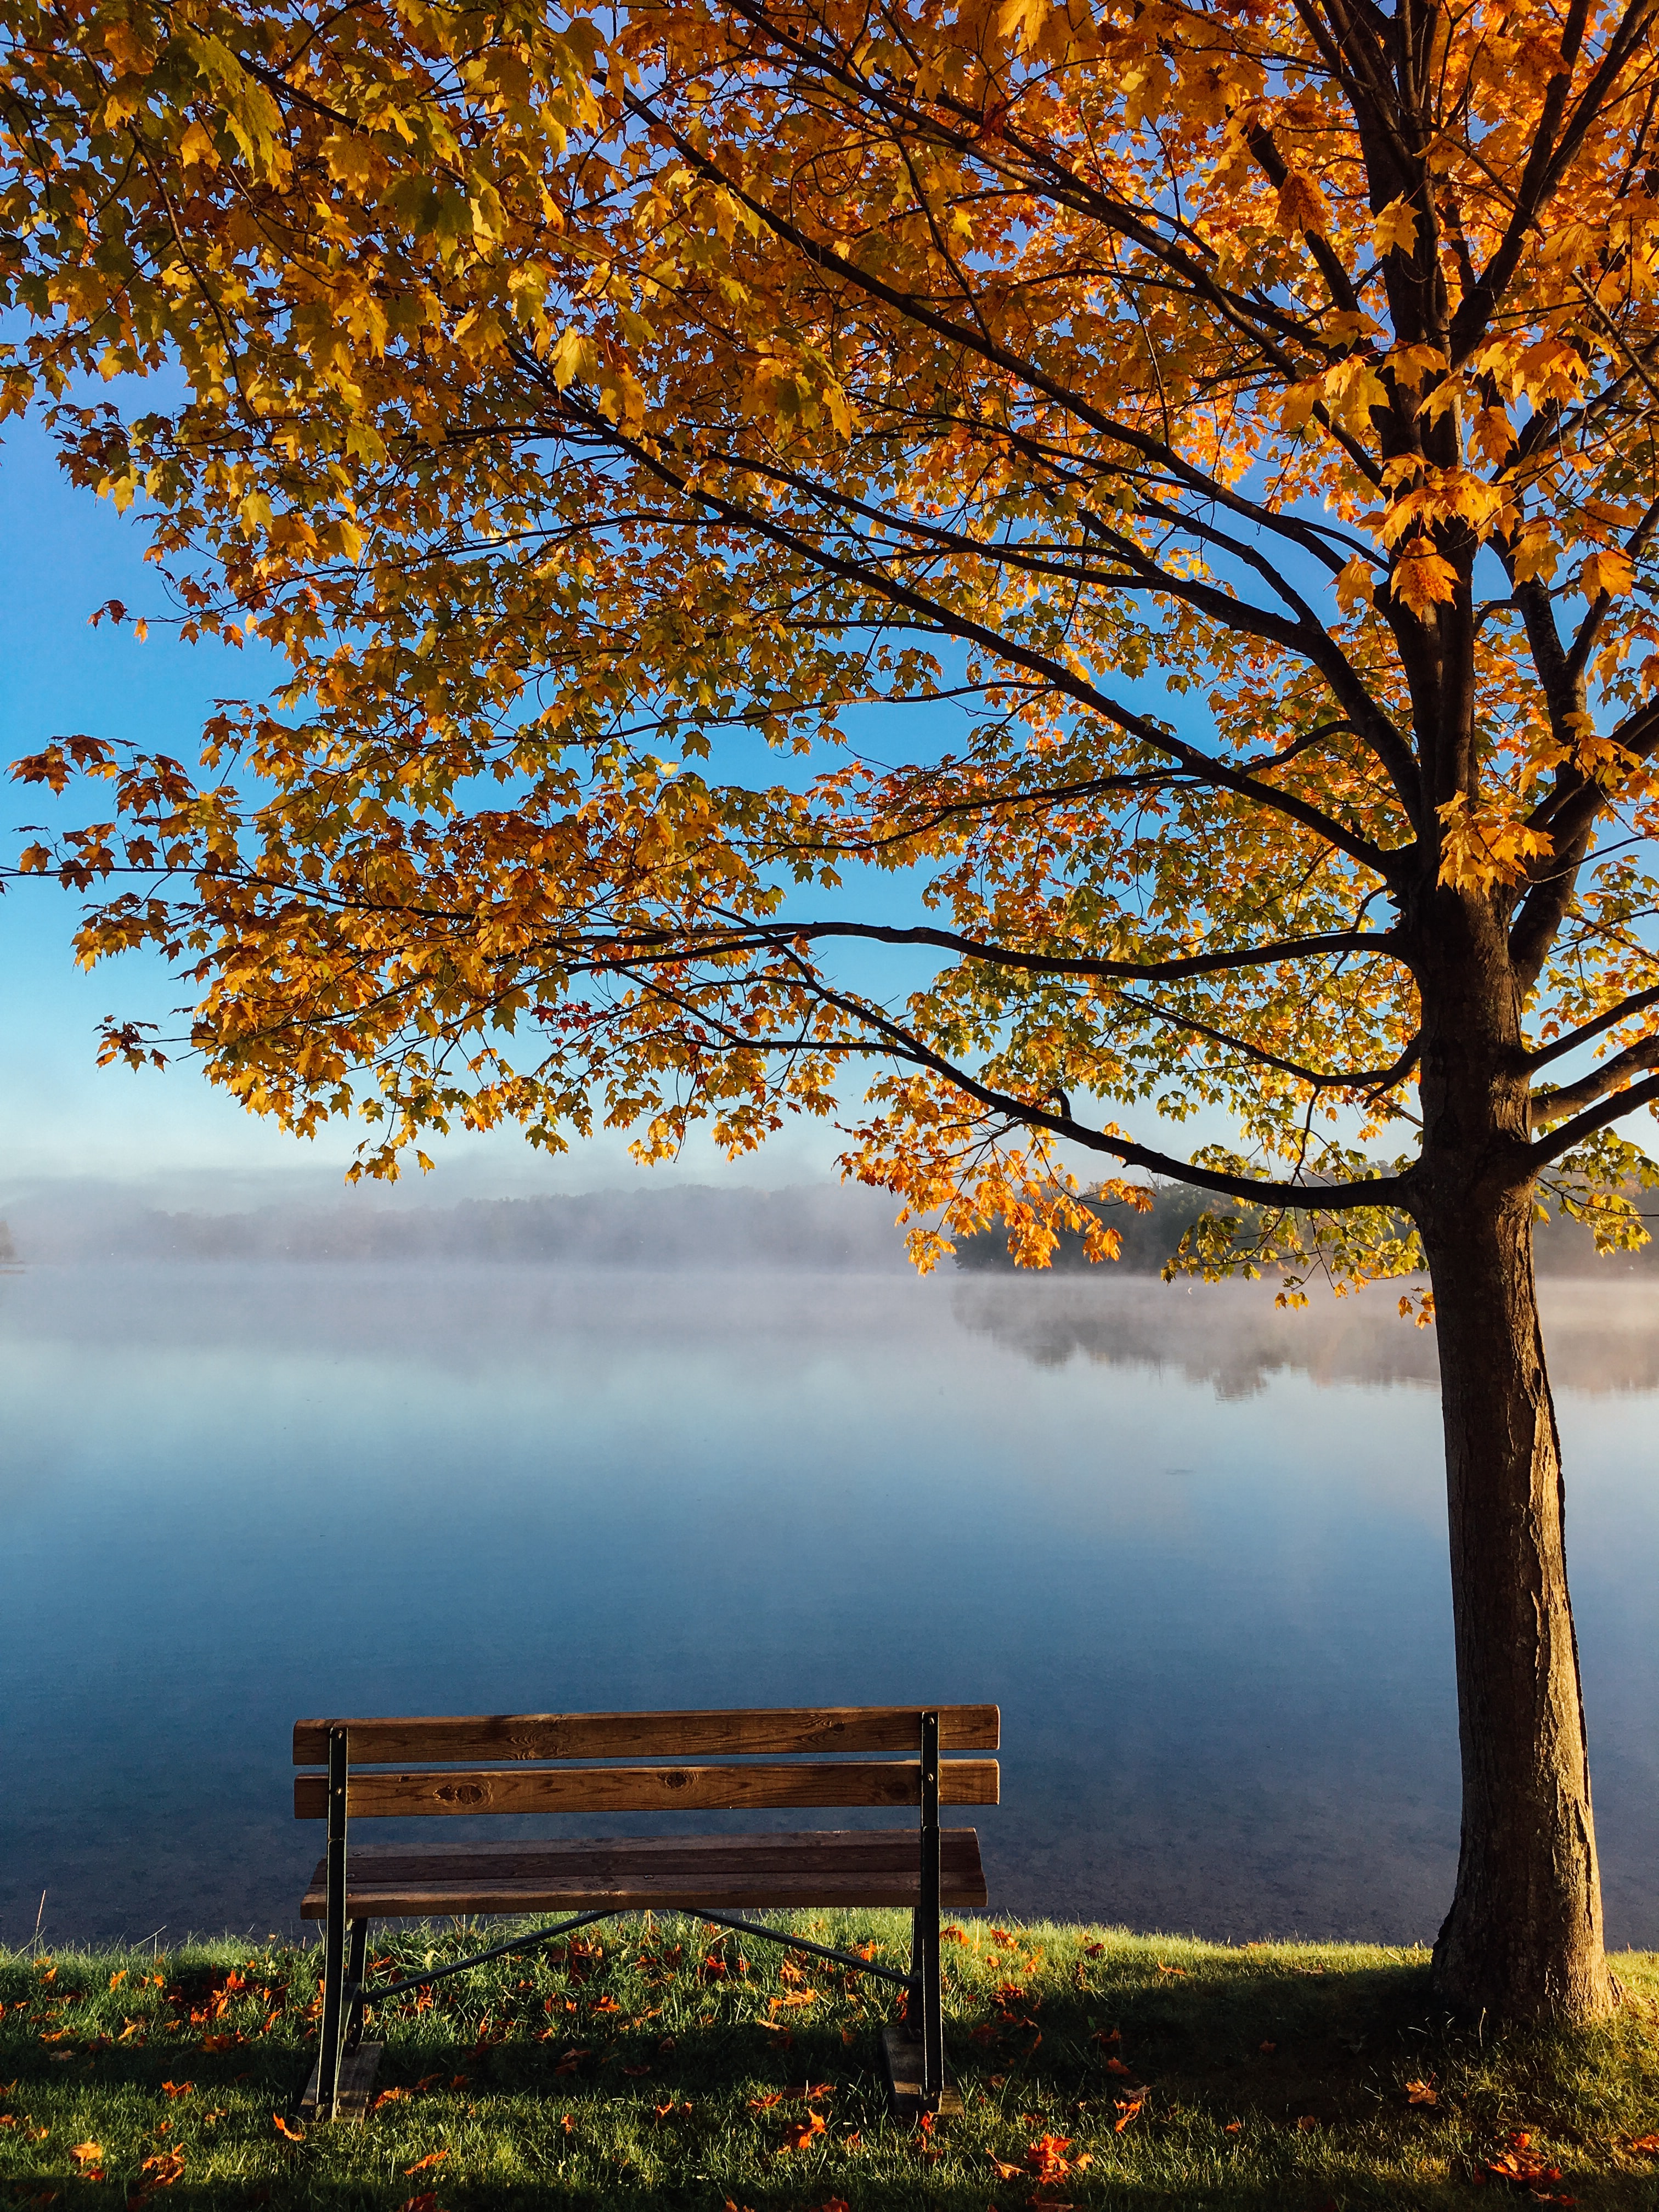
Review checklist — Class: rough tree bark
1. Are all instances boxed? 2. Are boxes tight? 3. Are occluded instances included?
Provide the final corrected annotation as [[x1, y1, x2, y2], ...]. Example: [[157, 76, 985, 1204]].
[[1412, 901, 1616, 2019]]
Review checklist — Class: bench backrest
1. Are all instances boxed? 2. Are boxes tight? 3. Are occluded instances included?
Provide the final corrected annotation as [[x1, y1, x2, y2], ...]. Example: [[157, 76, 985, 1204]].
[[294, 1705, 999, 1820]]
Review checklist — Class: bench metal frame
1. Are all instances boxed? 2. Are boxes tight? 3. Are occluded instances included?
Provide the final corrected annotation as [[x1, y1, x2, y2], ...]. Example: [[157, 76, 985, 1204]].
[[309, 1710, 949, 2120]]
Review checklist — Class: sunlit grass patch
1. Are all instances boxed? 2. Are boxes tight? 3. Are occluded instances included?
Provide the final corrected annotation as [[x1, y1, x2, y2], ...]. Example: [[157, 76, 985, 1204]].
[[3, 1917, 1657, 2205]]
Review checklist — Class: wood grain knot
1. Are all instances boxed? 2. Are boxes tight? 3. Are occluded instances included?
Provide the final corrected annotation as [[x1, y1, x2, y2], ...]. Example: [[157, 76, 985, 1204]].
[[661, 1770, 691, 1790], [437, 1782, 490, 1805]]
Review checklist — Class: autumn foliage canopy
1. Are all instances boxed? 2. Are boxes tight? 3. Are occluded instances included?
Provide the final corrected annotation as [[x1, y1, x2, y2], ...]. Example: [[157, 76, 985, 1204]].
[[1, 0, 1655, 1284]]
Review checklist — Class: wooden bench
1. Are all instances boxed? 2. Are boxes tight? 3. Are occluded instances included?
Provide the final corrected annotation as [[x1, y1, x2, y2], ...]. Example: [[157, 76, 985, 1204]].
[[294, 1703, 998, 2120]]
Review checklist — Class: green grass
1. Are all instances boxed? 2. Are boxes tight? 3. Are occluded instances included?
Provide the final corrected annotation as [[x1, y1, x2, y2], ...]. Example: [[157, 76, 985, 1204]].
[[4, 1915, 1659, 2207]]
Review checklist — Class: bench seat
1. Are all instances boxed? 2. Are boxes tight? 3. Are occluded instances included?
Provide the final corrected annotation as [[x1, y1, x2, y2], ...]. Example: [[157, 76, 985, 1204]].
[[302, 1827, 988, 1918]]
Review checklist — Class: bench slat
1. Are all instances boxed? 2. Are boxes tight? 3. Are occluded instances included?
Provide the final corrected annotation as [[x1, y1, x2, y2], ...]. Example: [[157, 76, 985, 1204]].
[[292, 1705, 999, 1767], [299, 1829, 988, 1917], [294, 1759, 999, 1820]]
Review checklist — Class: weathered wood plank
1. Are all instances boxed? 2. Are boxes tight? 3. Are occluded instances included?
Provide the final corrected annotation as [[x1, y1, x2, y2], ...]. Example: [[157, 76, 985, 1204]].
[[299, 1829, 988, 1916], [294, 1758, 998, 1820], [293, 1705, 999, 1766]]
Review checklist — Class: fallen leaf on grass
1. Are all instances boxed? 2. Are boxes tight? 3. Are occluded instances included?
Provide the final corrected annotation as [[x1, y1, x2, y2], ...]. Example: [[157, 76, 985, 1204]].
[[109, 1972, 127, 1991], [1082, 1942, 1106, 1957], [397, 2195, 443, 2212], [989, 2155, 1024, 2180], [1104, 2057, 1132, 2076], [1090, 2027, 1120, 2044], [1485, 2132, 1565, 2190], [449, 2075, 467, 2090], [1629, 2134, 1659, 2153], [1029, 2132, 1091, 2180], [272, 2114, 305, 2142], [404, 2151, 449, 2174], [1114, 2096, 1146, 2132], [371, 2087, 409, 2111], [134, 2148, 186, 2192], [1156, 1962, 1187, 1977], [1259, 2040, 1276, 2053], [778, 2110, 827, 2150], [70, 2143, 103, 2168], [1296, 2114, 1319, 2131], [1406, 2078, 1439, 2106], [1224, 2121, 1242, 2134]]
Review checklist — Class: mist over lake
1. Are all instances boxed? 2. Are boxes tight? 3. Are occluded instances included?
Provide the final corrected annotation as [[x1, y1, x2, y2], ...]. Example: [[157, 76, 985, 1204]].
[[2, 1248, 1655, 1953]]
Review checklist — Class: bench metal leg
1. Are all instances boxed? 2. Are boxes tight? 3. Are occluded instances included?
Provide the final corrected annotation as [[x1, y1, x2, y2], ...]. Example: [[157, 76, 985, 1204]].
[[345, 1917, 370, 2050], [316, 1725, 349, 2120], [916, 1708, 944, 2108]]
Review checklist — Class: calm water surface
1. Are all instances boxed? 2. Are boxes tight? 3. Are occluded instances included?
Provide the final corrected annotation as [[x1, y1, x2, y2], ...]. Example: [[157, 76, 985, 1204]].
[[2, 1265, 1655, 1950]]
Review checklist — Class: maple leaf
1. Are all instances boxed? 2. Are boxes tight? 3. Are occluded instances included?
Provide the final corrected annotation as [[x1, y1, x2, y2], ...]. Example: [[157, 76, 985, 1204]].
[[1405, 2078, 1438, 2105], [1276, 171, 1331, 237], [779, 2109, 827, 2149], [1373, 196, 1420, 257], [272, 2114, 305, 2142], [1391, 537, 1461, 620], [70, 2142, 102, 2166]]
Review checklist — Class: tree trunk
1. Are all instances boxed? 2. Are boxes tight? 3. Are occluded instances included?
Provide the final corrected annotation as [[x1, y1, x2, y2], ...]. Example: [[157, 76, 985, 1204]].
[[1415, 1175, 1615, 2019]]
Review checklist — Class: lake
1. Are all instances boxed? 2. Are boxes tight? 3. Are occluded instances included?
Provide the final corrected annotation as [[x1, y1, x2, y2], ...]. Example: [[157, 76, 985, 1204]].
[[2, 1263, 1655, 1952]]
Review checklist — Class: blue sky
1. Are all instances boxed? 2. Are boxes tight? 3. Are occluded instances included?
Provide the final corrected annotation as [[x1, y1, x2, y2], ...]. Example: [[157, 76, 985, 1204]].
[[1, 413, 1227, 1215], [0, 418, 857, 1200]]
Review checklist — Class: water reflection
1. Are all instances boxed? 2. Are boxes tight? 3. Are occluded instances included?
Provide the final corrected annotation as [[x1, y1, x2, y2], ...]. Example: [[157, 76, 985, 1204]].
[[1, 1265, 1653, 1953], [955, 1275, 1659, 1398]]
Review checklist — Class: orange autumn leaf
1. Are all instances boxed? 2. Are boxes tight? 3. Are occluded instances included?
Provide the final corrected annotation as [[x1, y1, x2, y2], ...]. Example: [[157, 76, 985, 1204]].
[[272, 2114, 305, 2141], [1629, 2134, 1659, 2153], [989, 2154, 1024, 2180], [160, 2081, 193, 2098], [69, 2142, 102, 2166], [1405, 2078, 1438, 2106], [1115, 2097, 1146, 2132], [779, 2109, 827, 2150], [403, 2150, 449, 2174]]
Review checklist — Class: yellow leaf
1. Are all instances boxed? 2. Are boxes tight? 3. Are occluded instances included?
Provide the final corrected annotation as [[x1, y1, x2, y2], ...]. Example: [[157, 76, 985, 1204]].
[[1276, 171, 1330, 238], [1579, 547, 1635, 600], [1436, 794, 1553, 893], [1335, 555, 1374, 614], [1391, 537, 1459, 620], [996, 0, 1050, 50], [1372, 196, 1419, 258], [550, 326, 593, 392]]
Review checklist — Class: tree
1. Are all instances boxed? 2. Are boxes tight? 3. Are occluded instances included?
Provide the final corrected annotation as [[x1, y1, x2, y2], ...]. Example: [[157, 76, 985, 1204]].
[[4, 0, 1658, 2019]]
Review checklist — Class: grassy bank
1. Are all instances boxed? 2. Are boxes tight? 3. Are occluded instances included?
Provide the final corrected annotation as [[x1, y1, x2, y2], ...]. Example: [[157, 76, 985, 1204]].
[[4, 1915, 1659, 2207]]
